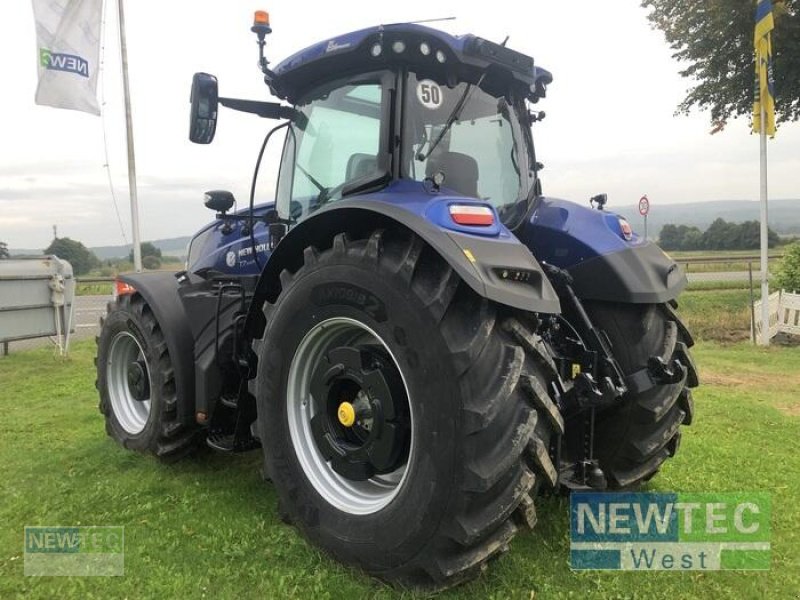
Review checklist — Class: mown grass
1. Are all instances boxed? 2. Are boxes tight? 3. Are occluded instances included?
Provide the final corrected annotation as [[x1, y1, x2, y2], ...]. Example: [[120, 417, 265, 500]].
[[1, 339, 798, 599], [677, 289, 753, 342]]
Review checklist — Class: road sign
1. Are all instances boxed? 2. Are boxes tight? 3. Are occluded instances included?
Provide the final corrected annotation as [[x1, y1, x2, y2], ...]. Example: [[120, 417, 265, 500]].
[[638, 195, 650, 216]]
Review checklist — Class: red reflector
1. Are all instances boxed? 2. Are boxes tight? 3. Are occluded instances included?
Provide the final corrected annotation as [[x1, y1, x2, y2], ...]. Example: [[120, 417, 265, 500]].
[[115, 280, 136, 297], [619, 218, 633, 241], [449, 204, 494, 226]]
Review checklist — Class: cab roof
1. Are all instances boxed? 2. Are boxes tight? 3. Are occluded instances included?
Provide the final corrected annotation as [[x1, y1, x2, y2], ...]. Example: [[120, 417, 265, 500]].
[[269, 23, 552, 104]]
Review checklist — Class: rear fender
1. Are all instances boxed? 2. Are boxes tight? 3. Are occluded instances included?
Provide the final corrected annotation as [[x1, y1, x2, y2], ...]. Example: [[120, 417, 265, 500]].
[[245, 198, 561, 336], [522, 197, 687, 304]]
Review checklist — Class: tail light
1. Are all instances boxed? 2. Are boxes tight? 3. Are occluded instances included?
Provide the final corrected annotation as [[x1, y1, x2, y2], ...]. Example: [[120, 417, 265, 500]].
[[618, 218, 634, 241], [449, 204, 495, 227]]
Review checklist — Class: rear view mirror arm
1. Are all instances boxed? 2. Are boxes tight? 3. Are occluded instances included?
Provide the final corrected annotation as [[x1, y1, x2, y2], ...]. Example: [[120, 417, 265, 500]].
[[219, 97, 296, 120]]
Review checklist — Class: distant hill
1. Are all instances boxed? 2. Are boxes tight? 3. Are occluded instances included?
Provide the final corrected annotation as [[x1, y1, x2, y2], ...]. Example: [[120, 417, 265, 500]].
[[89, 236, 192, 260], [612, 199, 800, 237], [10, 236, 192, 260]]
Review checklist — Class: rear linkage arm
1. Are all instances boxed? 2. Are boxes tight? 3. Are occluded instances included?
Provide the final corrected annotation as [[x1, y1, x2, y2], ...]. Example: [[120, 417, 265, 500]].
[[539, 264, 629, 490], [540, 263, 626, 413]]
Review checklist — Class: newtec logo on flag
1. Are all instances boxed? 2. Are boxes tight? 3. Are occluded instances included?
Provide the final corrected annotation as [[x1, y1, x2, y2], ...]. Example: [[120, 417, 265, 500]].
[[753, 0, 776, 136], [32, 0, 104, 116]]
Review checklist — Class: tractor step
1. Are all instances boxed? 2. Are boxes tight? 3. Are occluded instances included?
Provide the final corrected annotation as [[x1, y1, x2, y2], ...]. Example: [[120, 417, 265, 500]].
[[206, 431, 261, 453]]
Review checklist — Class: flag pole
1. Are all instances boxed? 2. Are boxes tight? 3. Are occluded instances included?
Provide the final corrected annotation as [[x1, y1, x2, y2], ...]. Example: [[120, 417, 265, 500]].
[[117, 0, 142, 272], [759, 102, 770, 345]]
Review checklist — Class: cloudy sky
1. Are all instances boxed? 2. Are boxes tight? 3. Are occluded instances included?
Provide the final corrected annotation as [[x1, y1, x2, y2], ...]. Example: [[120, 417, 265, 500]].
[[2, 0, 798, 249]]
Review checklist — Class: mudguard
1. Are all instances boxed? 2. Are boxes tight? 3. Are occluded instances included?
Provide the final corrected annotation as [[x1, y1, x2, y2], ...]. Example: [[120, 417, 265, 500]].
[[521, 197, 687, 304], [567, 244, 686, 304], [118, 272, 196, 422], [245, 197, 561, 333]]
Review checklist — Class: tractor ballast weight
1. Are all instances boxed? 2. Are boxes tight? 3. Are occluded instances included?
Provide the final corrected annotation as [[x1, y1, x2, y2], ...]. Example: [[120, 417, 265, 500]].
[[96, 15, 698, 589]]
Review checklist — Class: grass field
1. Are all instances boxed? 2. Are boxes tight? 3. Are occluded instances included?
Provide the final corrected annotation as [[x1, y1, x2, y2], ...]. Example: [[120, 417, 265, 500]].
[[677, 289, 753, 342], [1, 339, 798, 599]]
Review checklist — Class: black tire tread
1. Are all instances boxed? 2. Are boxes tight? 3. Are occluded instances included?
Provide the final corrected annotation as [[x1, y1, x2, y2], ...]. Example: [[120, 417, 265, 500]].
[[254, 228, 560, 589], [96, 293, 200, 462], [586, 301, 698, 489]]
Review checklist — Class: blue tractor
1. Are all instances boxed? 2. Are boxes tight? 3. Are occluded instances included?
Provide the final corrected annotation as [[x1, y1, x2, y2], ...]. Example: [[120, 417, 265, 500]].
[[96, 13, 697, 587]]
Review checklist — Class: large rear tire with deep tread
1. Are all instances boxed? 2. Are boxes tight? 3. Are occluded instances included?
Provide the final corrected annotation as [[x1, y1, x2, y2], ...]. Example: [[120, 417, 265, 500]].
[[252, 229, 561, 588], [96, 294, 200, 462], [584, 301, 698, 489]]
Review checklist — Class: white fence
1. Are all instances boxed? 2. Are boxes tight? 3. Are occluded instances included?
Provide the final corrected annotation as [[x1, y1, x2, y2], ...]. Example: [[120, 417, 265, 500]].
[[752, 290, 800, 344]]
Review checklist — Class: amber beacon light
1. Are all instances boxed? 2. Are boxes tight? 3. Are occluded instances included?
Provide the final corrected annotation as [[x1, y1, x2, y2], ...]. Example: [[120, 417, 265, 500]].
[[252, 10, 271, 36]]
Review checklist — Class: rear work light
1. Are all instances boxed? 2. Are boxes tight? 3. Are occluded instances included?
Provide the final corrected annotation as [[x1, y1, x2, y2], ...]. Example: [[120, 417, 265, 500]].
[[449, 204, 495, 227]]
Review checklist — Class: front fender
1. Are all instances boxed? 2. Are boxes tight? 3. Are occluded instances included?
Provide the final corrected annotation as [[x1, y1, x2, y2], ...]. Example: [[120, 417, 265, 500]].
[[117, 272, 196, 422], [245, 198, 561, 334]]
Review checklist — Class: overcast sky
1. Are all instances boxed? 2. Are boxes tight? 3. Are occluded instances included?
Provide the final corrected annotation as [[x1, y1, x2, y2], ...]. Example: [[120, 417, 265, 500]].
[[2, 0, 798, 249]]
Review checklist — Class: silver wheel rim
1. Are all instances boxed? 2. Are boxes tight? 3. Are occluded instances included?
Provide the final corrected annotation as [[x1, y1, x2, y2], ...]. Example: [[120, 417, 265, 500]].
[[107, 331, 152, 434], [286, 317, 414, 515]]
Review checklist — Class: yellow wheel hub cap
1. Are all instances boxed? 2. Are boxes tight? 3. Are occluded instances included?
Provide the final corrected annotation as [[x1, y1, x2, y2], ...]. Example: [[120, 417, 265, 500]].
[[337, 402, 356, 427]]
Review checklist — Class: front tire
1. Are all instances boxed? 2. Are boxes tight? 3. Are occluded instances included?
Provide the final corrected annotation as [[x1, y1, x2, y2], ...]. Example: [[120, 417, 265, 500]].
[[96, 294, 199, 461], [254, 230, 561, 587]]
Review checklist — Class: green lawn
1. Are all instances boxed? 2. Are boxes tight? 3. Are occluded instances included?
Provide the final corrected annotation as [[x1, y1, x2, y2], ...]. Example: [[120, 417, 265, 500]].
[[677, 289, 753, 342], [1, 340, 798, 599]]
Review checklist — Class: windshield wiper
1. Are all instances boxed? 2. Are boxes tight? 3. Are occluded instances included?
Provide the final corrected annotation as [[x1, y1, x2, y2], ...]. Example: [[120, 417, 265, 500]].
[[416, 72, 487, 162], [314, 170, 391, 211]]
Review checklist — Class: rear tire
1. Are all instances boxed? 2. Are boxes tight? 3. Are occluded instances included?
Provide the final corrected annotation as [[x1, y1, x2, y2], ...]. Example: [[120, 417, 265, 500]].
[[96, 294, 199, 461], [253, 229, 561, 588], [585, 301, 698, 488]]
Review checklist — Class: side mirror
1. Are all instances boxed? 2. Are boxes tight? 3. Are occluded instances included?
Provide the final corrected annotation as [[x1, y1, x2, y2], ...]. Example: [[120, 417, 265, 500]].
[[189, 73, 219, 144]]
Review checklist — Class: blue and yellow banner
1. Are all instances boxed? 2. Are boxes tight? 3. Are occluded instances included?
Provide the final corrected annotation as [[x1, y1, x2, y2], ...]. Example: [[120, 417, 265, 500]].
[[753, 0, 776, 136]]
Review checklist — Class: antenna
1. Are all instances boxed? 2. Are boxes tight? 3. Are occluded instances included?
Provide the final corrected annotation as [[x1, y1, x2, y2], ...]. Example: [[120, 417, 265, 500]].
[[382, 16, 456, 27]]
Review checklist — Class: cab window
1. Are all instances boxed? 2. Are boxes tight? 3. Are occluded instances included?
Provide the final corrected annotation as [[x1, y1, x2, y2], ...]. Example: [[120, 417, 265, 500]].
[[277, 81, 384, 222]]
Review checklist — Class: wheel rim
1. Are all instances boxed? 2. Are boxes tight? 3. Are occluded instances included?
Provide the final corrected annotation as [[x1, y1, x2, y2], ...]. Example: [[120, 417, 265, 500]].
[[107, 331, 152, 434], [286, 317, 414, 515]]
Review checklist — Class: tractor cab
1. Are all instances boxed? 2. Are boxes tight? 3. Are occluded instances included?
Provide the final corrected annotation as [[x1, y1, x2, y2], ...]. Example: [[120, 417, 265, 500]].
[[190, 19, 553, 237]]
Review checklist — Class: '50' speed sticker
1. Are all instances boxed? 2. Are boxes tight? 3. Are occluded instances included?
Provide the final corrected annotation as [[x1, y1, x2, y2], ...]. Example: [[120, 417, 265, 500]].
[[416, 80, 442, 109]]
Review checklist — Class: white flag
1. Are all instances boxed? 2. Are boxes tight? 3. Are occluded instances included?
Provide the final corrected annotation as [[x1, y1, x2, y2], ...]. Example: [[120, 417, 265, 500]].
[[32, 0, 103, 116]]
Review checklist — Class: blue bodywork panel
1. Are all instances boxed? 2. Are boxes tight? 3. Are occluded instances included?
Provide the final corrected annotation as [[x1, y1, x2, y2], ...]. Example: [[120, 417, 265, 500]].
[[521, 197, 642, 270], [187, 203, 275, 275], [187, 181, 512, 277], [187, 187, 639, 282]]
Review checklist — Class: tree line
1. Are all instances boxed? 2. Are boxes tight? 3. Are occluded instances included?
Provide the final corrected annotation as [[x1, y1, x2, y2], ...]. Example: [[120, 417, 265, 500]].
[[659, 218, 780, 251], [0, 238, 164, 275]]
